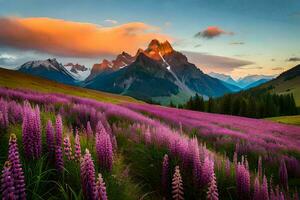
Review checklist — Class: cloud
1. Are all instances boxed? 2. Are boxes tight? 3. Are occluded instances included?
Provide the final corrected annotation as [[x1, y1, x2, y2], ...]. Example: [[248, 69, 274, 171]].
[[229, 42, 245, 45], [0, 17, 170, 58], [0, 53, 16, 66], [194, 44, 202, 48], [182, 51, 253, 73], [272, 67, 284, 71], [287, 57, 300, 62], [164, 22, 172, 27], [104, 19, 118, 25], [195, 26, 234, 39], [239, 66, 263, 70]]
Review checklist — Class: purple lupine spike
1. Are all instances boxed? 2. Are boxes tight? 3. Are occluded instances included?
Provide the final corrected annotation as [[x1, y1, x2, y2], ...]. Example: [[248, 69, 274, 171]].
[[294, 190, 299, 200], [162, 154, 169, 196], [96, 173, 108, 200], [8, 134, 26, 199], [191, 138, 202, 186], [233, 152, 238, 166], [34, 105, 42, 158], [207, 171, 219, 200], [63, 136, 73, 160], [253, 176, 260, 200], [86, 121, 93, 138], [96, 131, 113, 171], [225, 159, 231, 178], [22, 102, 41, 159], [74, 133, 81, 162], [96, 121, 106, 136], [55, 145, 64, 172], [81, 149, 96, 200], [261, 175, 269, 200], [1, 161, 16, 200], [201, 157, 214, 187], [258, 156, 263, 179], [172, 166, 184, 200], [236, 162, 250, 199], [279, 159, 288, 191], [55, 114, 63, 146], [46, 120, 55, 157]]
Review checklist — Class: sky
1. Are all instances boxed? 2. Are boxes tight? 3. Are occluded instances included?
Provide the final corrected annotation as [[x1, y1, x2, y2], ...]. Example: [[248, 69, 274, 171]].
[[0, 0, 300, 79]]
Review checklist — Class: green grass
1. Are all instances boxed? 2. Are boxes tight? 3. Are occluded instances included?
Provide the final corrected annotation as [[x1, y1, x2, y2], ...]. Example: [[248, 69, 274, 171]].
[[0, 68, 141, 104], [266, 115, 300, 126]]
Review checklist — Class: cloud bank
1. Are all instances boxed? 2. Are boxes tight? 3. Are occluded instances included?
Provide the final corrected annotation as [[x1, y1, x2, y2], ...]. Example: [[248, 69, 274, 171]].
[[0, 17, 170, 58], [195, 26, 234, 39], [287, 57, 300, 62], [182, 51, 253, 73]]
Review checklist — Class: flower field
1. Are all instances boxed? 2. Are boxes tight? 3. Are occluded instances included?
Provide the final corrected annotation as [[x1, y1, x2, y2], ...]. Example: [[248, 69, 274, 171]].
[[0, 87, 299, 199]]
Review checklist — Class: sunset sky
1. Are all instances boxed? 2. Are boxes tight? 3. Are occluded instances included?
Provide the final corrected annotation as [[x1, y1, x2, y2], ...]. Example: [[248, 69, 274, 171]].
[[0, 0, 300, 79]]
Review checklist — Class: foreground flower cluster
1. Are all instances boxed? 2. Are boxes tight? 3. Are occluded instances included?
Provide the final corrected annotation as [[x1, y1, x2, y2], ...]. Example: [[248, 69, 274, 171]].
[[0, 87, 299, 199]]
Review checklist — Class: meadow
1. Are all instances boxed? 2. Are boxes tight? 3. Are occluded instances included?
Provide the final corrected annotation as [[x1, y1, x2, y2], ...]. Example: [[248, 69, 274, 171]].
[[0, 87, 299, 200]]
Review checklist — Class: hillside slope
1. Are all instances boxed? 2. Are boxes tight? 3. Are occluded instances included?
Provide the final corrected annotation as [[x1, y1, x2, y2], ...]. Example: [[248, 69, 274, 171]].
[[0, 68, 139, 104]]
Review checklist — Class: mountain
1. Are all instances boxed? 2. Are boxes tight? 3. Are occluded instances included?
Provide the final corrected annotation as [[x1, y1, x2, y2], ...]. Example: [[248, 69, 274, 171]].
[[64, 63, 90, 81], [86, 52, 136, 80], [237, 75, 275, 88], [85, 39, 231, 104], [18, 58, 77, 85], [243, 78, 270, 90], [209, 72, 239, 87]]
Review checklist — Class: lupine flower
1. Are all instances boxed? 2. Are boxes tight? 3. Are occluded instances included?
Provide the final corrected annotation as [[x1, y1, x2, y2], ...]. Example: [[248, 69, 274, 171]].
[[96, 129, 113, 171], [96, 173, 108, 200], [162, 154, 169, 195], [279, 159, 288, 191], [225, 159, 231, 178], [81, 149, 96, 200], [236, 162, 250, 199], [63, 136, 73, 160], [172, 166, 184, 200], [74, 133, 81, 161], [22, 102, 42, 159], [8, 134, 26, 199], [201, 157, 214, 187], [261, 175, 269, 200], [253, 176, 260, 200], [46, 120, 55, 157], [86, 121, 93, 138], [258, 156, 262, 179], [55, 114, 63, 146], [207, 171, 218, 200], [55, 145, 64, 172], [1, 161, 16, 200]]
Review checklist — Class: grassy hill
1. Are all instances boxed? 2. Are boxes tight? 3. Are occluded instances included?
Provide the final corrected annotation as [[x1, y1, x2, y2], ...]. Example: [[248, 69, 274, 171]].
[[266, 115, 300, 126], [254, 64, 300, 106], [0, 68, 140, 104]]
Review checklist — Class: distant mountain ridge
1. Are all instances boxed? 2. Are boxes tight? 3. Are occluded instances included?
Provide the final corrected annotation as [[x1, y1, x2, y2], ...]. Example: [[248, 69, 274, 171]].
[[18, 58, 77, 85]]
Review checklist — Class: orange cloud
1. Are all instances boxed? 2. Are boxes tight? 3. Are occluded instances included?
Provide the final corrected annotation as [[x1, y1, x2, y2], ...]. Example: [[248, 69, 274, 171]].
[[195, 26, 234, 39], [0, 17, 170, 57]]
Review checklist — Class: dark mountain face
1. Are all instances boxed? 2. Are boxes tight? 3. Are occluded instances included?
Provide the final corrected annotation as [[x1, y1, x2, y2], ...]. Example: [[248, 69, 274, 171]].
[[64, 63, 87, 74], [277, 64, 300, 80], [85, 40, 232, 104], [18, 58, 76, 85]]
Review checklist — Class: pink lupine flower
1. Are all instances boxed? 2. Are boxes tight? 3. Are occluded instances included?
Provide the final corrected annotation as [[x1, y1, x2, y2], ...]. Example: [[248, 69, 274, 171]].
[[207, 171, 219, 200], [55, 114, 63, 146], [201, 157, 214, 187], [96, 173, 108, 200], [46, 120, 55, 157], [63, 136, 73, 160], [96, 131, 113, 171], [172, 166, 184, 200], [86, 121, 93, 138], [236, 162, 250, 199], [8, 134, 26, 199], [55, 145, 64, 172], [1, 161, 16, 200], [162, 154, 169, 195], [261, 175, 269, 200], [22, 102, 41, 159], [279, 159, 288, 191], [253, 176, 260, 200], [81, 149, 96, 200], [258, 156, 263, 179], [74, 133, 81, 161], [225, 159, 231, 178]]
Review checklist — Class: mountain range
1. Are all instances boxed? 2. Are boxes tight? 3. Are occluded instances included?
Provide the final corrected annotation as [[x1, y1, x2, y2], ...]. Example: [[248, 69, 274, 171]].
[[14, 39, 289, 105], [209, 72, 275, 90]]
